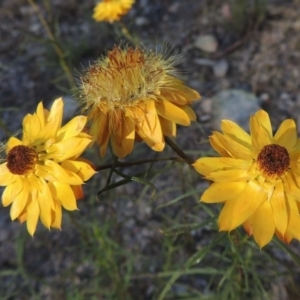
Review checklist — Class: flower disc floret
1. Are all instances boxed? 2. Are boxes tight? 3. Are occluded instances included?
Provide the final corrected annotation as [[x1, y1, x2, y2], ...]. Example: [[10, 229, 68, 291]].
[[257, 144, 290, 178], [0, 98, 96, 235], [193, 110, 300, 248], [80, 45, 200, 158], [7, 145, 37, 175]]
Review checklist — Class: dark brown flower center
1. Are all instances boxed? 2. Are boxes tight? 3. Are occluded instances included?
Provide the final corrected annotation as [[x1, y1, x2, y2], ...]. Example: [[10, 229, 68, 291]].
[[7, 145, 37, 175], [257, 144, 290, 178]]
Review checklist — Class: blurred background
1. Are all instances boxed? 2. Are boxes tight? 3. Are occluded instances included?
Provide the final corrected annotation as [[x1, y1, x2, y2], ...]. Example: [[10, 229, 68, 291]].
[[1, 0, 300, 299]]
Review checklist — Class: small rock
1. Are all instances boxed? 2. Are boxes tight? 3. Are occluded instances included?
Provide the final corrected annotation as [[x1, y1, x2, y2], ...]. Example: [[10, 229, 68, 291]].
[[293, 20, 300, 31], [259, 93, 270, 103], [168, 2, 180, 13], [218, 78, 231, 90], [278, 92, 294, 112], [135, 17, 149, 26], [194, 58, 214, 66], [194, 34, 218, 53], [199, 114, 210, 122], [211, 89, 260, 130], [29, 23, 42, 34], [194, 58, 228, 77], [212, 59, 229, 78], [221, 3, 232, 20], [200, 98, 213, 114], [280, 92, 291, 101]]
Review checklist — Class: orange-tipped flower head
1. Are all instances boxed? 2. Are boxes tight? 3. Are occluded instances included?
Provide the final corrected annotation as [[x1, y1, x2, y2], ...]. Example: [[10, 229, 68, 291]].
[[80, 45, 200, 158]]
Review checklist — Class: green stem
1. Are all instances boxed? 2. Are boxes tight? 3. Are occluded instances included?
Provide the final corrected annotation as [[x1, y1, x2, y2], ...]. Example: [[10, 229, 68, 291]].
[[95, 156, 181, 171], [27, 0, 75, 89], [164, 136, 195, 165]]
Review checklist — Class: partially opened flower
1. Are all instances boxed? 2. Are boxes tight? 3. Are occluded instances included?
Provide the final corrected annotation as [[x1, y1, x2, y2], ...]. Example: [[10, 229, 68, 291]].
[[193, 110, 300, 248], [0, 98, 96, 235], [80, 45, 200, 158], [93, 0, 135, 23]]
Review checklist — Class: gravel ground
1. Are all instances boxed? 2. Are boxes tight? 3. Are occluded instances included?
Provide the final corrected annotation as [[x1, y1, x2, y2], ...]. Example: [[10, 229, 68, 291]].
[[1, 0, 300, 299]]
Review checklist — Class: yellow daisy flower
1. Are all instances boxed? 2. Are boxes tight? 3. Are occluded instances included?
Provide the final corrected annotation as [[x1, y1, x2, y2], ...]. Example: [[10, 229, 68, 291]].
[[93, 0, 135, 23], [193, 110, 300, 248], [0, 98, 96, 236], [80, 45, 200, 158]]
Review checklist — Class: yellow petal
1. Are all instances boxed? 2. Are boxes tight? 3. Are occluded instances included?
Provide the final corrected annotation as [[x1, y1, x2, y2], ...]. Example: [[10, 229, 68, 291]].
[[283, 171, 300, 199], [209, 134, 231, 157], [61, 160, 96, 181], [38, 98, 64, 140], [159, 116, 176, 137], [111, 115, 135, 158], [250, 112, 272, 152], [254, 110, 272, 138], [90, 112, 108, 145], [10, 178, 29, 220], [30, 178, 55, 224], [160, 90, 189, 105], [218, 199, 237, 231], [48, 182, 77, 210], [26, 199, 40, 236], [274, 119, 297, 151], [6, 137, 22, 153], [36, 101, 45, 128], [251, 200, 275, 248], [35, 179, 54, 229], [111, 111, 123, 146], [269, 181, 287, 235], [2, 177, 24, 207], [218, 180, 267, 231], [207, 169, 251, 182], [179, 105, 196, 121], [135, 102, 165, 151], [155, 99, 191, 126], [0, 163, 16, 186], [100, 128, 110, 157], [57, 116, 87, 141], [284, 194, 300, 241], [221, 120, 252, 147], [22, 111, 42, 144], [211, 131, 253, 159], [168, 77, 201, 101], [201, 182, 246, 203], [18, 209, 27, 224], [193, 157, 251, 176], [35, 160, 83, 185], [121, 116, 135, 156], [47, 137, 92, 161], [51, 201, 62, 229], [110, 111, 127, 157], [46, 98, 64, 133]]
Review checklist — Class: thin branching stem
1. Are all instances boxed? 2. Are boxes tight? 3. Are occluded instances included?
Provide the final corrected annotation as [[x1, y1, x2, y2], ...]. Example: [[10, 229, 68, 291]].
[[118, 21, 139, 45], [95, 156, 182, 171], [164, 136, 195, 165]]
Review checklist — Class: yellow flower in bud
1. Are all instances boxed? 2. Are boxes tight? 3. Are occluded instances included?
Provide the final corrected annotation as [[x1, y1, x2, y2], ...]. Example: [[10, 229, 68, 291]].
[[193, 110, 300, 248], [93, 0, 135, 23], [0, 98, 96, 236], [80, 45, 200, 158]]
